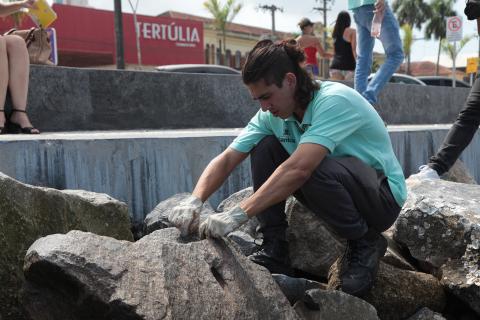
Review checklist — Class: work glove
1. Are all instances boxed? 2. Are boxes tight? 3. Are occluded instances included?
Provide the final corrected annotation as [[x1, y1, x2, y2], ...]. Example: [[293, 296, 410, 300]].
[[168, 195, 203, 237], [199, 205, 249, 239]]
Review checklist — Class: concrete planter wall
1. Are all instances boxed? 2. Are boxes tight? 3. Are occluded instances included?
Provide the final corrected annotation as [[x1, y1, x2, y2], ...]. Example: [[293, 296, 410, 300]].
[[10, 65, 471, 132], [0, 127, 478, 223]]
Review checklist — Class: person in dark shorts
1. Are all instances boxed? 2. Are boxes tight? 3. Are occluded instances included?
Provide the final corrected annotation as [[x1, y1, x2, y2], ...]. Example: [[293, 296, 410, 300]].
[[330, 11, 356, 81]]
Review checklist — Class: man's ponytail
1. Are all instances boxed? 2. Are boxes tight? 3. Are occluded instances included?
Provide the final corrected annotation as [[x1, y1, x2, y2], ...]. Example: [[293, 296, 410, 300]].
[[242, 39, 320, 110]]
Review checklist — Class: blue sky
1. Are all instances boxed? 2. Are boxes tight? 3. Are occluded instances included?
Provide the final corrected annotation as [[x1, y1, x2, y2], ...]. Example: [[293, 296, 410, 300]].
[[61, 0, 479, 67]]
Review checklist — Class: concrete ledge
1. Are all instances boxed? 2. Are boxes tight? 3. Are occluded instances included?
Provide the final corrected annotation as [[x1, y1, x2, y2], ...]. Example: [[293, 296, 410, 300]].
[[0, 126, 478, 223], [12, 66, 471, 132]]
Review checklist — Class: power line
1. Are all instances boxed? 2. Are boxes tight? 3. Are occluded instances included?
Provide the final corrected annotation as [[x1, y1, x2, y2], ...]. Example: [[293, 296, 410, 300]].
[[258, 4, 283, 37], [313, 0, 334, 49]]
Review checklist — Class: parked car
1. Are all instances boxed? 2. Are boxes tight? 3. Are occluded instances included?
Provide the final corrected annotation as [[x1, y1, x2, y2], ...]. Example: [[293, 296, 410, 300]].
[[416, 76, 471, 88], [368, 73, 426, 85], [155, 64, 241, 75]]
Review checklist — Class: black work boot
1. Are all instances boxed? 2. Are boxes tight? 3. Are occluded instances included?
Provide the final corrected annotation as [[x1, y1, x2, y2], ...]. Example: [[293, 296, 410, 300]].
[[248, 238, 293, 276], [337, 230, 387, 297]]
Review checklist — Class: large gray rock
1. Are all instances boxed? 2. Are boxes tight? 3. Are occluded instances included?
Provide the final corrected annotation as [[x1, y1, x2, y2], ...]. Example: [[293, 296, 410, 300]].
[[328, 261, 446, 320], [440, 254, 480, 315], [393, 179, 480, 315], [286, 198, 345, 277], [442, 159, 477, 185], [0, 172, 133, 320], [394, 179, 480, 268], [23, 229, 299, 320], [406, 307, 446, 320], [272, 274, 326, 305], [293, 289, 379, 320]]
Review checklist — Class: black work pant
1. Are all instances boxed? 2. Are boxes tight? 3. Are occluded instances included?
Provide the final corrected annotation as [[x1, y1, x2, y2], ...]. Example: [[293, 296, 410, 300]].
[[429, 76, 480, 175], [250, 136, 401, 241]]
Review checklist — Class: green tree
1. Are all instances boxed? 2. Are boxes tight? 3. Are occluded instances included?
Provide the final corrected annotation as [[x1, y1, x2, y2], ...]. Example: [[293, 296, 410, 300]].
[[392, 0, 431, 74], [441, 35, 473, 63], [424, 0, 457, 75], [392, 0, 431, 29], [203, 0, 243, 55], [401, 24, 413, 74]]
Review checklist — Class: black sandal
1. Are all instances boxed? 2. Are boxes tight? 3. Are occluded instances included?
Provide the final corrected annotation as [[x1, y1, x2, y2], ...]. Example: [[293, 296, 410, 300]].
[[7, 109, 40, 134]]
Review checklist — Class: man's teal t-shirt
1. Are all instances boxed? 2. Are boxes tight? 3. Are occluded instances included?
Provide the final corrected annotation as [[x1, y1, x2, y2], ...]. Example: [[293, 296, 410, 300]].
[[229, 81, 407, 207], [348, 0, 376, 9]]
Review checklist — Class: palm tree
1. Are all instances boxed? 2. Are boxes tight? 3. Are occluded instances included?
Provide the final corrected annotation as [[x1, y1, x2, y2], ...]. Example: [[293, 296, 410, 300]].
[[441, 34, 474, 64], [424, 0, 457, 75], [392, 0, 431, 74], [401, 24, 413, 74], [392, 0, 431, 29], [203, 0, 243, 55]]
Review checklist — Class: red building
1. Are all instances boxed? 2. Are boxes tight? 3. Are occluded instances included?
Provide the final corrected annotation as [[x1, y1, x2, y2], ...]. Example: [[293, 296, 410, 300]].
[[0, 4, 204, 67]]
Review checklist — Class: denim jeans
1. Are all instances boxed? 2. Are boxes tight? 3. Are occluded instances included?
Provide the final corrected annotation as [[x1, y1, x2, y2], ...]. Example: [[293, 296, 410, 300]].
[[353, 3, 404, 105], [429, 75, 480, 175], [250, 136, 401, 241]]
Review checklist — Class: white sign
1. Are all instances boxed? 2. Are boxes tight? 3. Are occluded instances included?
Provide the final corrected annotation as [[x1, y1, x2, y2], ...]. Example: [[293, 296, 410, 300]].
[[136, 22, 200, 45], [446, 16, 463, 42]]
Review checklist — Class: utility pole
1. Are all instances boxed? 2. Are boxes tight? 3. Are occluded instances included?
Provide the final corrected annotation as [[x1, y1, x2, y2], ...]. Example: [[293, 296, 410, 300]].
[[127, 0, 142, 68], [313, 0, 333, 78], [114, 0, 125, 69], [258, 5, 283, 38]]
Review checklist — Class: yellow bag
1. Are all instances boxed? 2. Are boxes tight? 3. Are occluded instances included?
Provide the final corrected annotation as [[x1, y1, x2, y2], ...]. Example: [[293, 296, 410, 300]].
[[26, 0, 57, 28]]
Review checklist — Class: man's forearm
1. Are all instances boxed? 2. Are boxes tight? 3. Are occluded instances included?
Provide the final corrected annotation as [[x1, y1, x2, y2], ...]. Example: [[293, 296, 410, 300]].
[[193, 149, 247, 202], [240, 163, 310, 217]]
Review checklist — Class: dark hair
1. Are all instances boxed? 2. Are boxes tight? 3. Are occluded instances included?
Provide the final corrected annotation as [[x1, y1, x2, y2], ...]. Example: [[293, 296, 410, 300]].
[[298, 17, 314, 31], [332, 11, 351, 40], [242, 39, 320, 110]]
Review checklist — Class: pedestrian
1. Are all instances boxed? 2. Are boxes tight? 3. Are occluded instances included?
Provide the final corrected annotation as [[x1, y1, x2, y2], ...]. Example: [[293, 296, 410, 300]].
[[0, 0, 40, 134], [330, 11, 356, 81], [411, 6, 480, 180], [349, 0, 403, 105], [168, 38, 406, 297], [295, 18, 332, 78]]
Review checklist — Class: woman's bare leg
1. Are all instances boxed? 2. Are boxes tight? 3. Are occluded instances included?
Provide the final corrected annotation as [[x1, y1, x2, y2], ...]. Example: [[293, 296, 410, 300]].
[[5, 35, 38, 133], [0, 37, 8, 127]]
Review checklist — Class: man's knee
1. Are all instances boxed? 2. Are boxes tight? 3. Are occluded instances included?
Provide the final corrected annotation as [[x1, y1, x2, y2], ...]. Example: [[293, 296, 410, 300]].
[[251, 135, 284, 158]]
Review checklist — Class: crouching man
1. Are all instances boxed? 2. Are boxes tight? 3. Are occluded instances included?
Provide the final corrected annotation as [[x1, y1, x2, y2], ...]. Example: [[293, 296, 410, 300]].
[[169, 39, 406, 297]]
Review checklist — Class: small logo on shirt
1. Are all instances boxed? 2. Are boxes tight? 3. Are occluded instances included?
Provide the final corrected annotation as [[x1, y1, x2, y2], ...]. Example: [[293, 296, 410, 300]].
[[279, 126, 295, 143]]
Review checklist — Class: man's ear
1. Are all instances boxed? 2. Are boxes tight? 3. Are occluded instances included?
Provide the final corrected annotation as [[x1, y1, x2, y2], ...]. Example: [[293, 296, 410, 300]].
[[285, 72, 297, 88]]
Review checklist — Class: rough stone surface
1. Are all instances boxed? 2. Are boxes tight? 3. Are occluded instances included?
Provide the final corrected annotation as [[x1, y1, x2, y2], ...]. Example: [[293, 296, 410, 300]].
[[286, 198, 345, 277], [441, 257, 480, 315], [406, 307, 446, 320], [293, 289, 379, 320], [393, 179, 480, 268], [272, 274, 326, 305], [442, 160, 477, 185], [0, 172, 133, 320], [143, 192, 215, 235], [328, 261, 446, 320], [23, 229, 299, 320], [382, 231, 416, 271]]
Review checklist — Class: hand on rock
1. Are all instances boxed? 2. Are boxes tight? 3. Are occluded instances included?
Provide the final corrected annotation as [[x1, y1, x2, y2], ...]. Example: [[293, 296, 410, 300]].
[[168, 195, 203, 237], [199, 205, 249, 239]]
